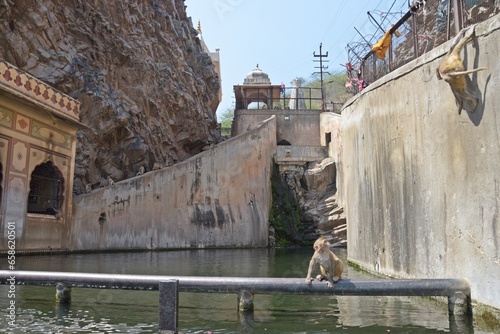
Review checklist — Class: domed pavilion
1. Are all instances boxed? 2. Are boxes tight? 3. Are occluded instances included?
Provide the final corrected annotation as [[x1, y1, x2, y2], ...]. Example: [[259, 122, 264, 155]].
[[233, 64, 282, 109]]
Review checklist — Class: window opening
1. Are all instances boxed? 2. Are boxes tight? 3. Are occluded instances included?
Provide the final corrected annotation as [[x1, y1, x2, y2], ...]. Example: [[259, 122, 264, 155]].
[[28, 161, 64, 215]]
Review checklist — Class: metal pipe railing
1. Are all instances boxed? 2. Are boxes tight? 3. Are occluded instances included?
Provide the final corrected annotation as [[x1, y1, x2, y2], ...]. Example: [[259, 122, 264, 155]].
[[0, 270, 471, 296], [0, 270, 472, 333]]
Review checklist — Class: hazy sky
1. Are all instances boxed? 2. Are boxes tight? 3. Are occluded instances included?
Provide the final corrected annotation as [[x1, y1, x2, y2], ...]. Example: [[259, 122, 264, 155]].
[[184, 1, 409, 116]]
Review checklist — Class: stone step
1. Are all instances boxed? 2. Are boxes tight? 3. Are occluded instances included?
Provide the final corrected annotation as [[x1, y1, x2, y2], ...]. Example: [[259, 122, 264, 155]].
[[333, 225, 347, 235], [319, 232, 347, 248], [330, 239, 347, 248], [317, 225, 346, 237], [318, 203, 338, 216], [317, 216, 346, 232], [323, 194, 337, 204], [329, 206, 344, 215]]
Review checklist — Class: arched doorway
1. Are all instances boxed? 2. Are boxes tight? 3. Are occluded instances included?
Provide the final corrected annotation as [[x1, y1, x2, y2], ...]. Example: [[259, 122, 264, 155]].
[[27, 161, 64, 215], [277, 139, 292, 146]]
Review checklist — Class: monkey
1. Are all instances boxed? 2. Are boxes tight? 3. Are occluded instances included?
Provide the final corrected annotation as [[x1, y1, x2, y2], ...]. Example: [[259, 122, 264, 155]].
[[152, 162, 162, 170], [305, 237, 343, 288], [136, 166, 145, 176], [107, 175, 115, 186], [436, 24, 487, 114], [98, 177, 108, 188], [202, 143, 215, 151]]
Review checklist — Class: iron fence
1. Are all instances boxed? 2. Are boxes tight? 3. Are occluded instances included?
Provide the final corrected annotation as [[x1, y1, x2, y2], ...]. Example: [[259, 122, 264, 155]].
[[236, 86, 324, 110]]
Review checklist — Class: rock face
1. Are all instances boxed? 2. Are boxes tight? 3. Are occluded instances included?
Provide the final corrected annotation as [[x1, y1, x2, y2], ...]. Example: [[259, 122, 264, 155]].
[[0, 0, 221, 192], [284, 158, 347, 247]]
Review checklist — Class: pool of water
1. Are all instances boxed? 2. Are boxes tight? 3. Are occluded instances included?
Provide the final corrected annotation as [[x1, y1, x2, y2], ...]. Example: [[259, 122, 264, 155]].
[[0, 248, 490, 333]]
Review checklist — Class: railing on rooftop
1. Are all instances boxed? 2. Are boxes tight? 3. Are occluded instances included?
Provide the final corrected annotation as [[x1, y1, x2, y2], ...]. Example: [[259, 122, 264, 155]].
[[0, 270, 473, 334], [237, 86, 341, 112]]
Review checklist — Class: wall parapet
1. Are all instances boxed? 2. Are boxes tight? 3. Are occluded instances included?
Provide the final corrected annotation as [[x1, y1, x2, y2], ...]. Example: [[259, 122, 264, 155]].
[[275, 146, 328, 163], [70, 116, 277, 251], [0, 61, 80, 122], [340, 15, 500, 311]]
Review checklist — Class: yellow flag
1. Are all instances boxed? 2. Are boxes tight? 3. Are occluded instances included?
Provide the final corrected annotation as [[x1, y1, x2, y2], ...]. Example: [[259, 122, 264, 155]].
[[371, 30, 392, 60]]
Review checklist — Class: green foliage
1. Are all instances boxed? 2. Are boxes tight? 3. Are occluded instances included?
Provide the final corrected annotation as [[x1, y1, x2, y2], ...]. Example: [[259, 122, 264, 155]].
[[219, 107, 233, 137], [323, 71, 355, 102], [269, 163, 303, 247], [475, 308, 500, 333], [305, 70, 353, 112]]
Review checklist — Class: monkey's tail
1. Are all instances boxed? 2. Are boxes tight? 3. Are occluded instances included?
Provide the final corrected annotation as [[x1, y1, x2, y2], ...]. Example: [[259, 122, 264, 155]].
[[447, 67, 487, 77]]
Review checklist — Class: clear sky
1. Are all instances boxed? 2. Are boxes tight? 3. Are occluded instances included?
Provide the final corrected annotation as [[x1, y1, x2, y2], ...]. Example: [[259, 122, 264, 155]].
[[184, 0, 409, 117]]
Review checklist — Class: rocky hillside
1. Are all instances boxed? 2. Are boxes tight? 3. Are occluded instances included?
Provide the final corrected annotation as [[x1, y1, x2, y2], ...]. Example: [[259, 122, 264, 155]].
[[270, 158, 347, 248], [290, 158, 347, 247], [0, 0, 221, 193]]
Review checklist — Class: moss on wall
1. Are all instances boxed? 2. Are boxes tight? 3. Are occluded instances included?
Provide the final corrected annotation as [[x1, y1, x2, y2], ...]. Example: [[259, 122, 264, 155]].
[[474, 307, 500, 333], [269, 163, 303, 247]]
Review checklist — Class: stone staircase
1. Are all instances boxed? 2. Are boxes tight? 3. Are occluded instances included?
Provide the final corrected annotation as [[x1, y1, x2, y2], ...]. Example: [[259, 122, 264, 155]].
[[282, 157, 347, 247], [315, 194, 347, 247]]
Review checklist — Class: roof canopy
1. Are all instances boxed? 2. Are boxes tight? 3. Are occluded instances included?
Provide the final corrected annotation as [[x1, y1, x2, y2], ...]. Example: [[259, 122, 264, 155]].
[[243, 64, 271, 85]]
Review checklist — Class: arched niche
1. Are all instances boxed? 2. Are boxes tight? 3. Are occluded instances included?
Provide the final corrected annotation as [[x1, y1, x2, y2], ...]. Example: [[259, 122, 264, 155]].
[[27, 161, 64, 215]]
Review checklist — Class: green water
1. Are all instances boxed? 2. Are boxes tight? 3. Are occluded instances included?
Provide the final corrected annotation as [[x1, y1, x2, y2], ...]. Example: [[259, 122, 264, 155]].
[[0, 248, 487, 333]]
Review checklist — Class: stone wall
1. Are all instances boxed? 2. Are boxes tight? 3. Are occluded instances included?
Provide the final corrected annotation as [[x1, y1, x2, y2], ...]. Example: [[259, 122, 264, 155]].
[[320, 113, 342, 165], [320, 112, 344, 204], [275, 146, 328, 164], [232, 109, 322, 146], [70, 117, 276, 250], [341, 16, 500, 310]]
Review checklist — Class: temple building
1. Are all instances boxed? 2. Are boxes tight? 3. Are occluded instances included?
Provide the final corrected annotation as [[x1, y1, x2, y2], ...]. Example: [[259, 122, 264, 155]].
[[0, 61, 81, 252], [231, 65, 328, 171], [233, 64, 282, 110]]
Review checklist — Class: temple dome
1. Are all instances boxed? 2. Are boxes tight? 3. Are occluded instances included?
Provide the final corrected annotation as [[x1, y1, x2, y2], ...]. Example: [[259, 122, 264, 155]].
[[243, 64, 271, 85]]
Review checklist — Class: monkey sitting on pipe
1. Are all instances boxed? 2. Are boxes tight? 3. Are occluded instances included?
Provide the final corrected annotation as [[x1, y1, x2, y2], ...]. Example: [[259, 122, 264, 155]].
[[305, 237, 344, 288]]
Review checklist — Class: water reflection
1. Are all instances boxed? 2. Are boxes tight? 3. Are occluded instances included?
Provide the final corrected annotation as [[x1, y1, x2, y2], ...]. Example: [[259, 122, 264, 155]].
[[0, 248, 481, 333]]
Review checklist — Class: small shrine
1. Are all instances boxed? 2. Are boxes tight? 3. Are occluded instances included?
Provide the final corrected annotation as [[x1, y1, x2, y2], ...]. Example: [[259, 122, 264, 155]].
[[233, 65, 282, 109], [231, 64, 324, 154]]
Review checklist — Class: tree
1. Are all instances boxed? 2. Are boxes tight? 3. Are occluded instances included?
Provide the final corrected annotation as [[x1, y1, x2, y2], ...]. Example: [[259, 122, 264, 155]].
[[324, 71, 353, 109], [219, 107, 234, 137], [305, 70, 352, 112]]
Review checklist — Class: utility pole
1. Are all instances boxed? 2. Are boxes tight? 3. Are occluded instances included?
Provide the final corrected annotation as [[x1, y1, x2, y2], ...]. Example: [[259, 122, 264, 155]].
[[313, 43, 329, 110]]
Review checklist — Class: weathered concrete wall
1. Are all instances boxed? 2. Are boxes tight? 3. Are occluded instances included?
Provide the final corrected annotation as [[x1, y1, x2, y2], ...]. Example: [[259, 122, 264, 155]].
[[70, 117, 276, 250], [320, 112, 344, 204], [341, 16, 500, 310], [274, 146, 328, 173], [320, 112, 342, 161], [275, 146, 328, 163], [233, 109, 321, 146]]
